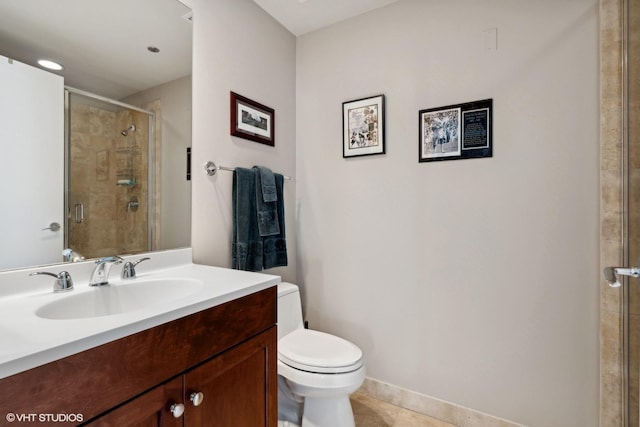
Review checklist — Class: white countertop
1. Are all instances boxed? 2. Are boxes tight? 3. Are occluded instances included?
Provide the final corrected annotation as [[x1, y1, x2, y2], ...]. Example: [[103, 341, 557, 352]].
[[0, 248, 280, 379]]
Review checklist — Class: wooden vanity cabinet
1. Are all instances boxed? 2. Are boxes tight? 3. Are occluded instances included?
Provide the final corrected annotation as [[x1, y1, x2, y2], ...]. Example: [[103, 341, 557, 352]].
[[0, 287, 277, 427], [86, 327, 276, 427]]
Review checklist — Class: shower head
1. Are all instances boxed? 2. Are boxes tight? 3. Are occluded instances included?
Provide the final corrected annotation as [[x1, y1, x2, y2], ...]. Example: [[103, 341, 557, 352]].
[[120, 124, 136, 136]]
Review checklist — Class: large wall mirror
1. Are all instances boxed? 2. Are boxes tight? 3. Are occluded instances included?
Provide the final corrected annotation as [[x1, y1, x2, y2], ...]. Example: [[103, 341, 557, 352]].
[[0, 0, 192, 271]]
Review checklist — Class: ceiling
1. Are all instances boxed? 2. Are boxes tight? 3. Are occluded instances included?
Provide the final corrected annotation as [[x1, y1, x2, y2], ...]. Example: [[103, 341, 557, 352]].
[[0, 0, 192, 100], [0, 0, 395, 100], [253, 0, 400, 36]]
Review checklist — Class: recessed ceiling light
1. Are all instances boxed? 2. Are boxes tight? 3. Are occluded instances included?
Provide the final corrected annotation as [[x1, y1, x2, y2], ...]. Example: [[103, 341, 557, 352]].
[[37, 59, 64, 71]]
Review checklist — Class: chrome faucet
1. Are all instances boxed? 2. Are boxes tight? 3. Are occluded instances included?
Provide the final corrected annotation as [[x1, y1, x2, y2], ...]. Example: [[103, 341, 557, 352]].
[[89, 256, 123, 286]]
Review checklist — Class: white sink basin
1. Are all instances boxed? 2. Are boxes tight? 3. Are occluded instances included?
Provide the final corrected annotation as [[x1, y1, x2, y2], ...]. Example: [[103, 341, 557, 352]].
[[35, 278, 203, 320]]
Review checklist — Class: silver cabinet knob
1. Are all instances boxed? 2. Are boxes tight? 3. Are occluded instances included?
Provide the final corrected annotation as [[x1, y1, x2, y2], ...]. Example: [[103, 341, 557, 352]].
[[189, 391, 204, 407], [169, 403, 185, 418]]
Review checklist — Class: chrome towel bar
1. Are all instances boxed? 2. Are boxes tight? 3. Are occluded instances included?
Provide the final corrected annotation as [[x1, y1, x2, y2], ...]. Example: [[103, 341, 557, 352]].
[[204, 161, 291, 180]]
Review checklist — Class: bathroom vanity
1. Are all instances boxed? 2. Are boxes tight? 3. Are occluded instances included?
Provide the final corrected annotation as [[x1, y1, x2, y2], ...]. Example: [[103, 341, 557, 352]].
[[0, 249, 279, 426]]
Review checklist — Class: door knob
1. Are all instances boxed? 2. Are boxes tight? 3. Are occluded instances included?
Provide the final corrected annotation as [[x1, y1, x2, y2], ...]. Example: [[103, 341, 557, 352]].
[[603, 266, 640, 287], [42, 222, 60, 231]]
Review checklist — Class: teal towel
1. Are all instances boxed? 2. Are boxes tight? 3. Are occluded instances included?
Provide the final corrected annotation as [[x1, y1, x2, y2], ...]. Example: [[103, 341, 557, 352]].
[[254, 166, 280, 236], [232, 167, 263, 271], [255, 165, 277, 202], [232, 168, 287, 271], [263, 173, 287, 269]]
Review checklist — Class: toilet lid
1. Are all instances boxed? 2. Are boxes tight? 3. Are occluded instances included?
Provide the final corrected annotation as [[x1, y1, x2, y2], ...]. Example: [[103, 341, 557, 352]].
[[278, 329, 363, 374]]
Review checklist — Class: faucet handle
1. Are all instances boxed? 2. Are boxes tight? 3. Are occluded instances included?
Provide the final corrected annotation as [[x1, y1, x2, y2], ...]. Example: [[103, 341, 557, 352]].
[[30, 271, 74, 293], [121, 257, 151, 279]]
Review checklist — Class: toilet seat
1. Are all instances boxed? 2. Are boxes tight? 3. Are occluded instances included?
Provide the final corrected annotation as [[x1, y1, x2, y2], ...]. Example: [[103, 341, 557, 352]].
[[278, 329, 363, 374]]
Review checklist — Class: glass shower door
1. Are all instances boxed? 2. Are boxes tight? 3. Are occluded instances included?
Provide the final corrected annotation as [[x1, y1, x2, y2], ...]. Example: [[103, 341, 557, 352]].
[[66, 91, 151, 259]]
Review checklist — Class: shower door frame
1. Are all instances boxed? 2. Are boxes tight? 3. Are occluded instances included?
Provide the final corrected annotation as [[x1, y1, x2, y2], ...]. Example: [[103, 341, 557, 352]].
[[600, 0, 631, 424], [63, 87, 155, 256]]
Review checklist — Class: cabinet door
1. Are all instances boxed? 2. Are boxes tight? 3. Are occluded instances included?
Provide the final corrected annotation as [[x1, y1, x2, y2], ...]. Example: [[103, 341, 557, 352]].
[[184, 327, 277, 427], [84, 377, 184, 427]]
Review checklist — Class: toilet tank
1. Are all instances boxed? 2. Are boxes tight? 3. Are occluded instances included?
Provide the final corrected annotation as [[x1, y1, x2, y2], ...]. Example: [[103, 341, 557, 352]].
[[277, 282, 304, 340]]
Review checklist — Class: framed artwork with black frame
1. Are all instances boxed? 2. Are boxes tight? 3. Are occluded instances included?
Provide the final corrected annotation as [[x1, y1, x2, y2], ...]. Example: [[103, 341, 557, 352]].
[[419, 99, 492, 163], [230, 91, 275, 146], [342, 94, 385, 158]]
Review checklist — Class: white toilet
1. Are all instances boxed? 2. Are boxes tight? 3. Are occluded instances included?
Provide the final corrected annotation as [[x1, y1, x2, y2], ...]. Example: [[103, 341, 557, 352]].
[[277, 282, 365, 427]]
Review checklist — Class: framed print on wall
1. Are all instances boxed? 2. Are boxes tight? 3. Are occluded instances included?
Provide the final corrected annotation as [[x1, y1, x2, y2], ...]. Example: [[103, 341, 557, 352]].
[[419, 98, 492, 162], [230, 91, 275, 146], [343, 94, 385, 158]]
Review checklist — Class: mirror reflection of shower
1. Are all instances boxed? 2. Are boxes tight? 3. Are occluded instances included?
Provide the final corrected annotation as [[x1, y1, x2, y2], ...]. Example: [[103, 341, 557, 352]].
[[66, 90, 153, 259], [121, 124, 136, 136]]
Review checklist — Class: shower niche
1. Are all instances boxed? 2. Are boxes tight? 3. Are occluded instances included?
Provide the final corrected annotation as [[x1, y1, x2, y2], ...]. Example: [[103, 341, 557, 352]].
[[67, 91, 152, 259]]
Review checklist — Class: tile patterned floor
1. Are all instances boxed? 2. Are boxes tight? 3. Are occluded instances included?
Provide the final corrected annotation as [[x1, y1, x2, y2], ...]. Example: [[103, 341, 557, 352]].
[[351, 392, 456, 427]]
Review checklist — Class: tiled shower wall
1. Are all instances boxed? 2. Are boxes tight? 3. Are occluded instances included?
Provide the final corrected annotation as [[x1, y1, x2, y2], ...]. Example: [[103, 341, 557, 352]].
[[114, 109, 149, 255], [68, 101, 149, 258]]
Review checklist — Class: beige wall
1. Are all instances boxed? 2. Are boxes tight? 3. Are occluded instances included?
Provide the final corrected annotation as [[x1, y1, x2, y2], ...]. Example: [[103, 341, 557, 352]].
[[295, 1, 599, 426], [188, 0, 600, 424], [190, 0, 297, 280]]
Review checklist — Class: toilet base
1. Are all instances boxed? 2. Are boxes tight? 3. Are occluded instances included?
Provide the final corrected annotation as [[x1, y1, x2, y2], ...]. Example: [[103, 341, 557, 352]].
[[301, 396, 355, 427], [278, 361, 365, 427]]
